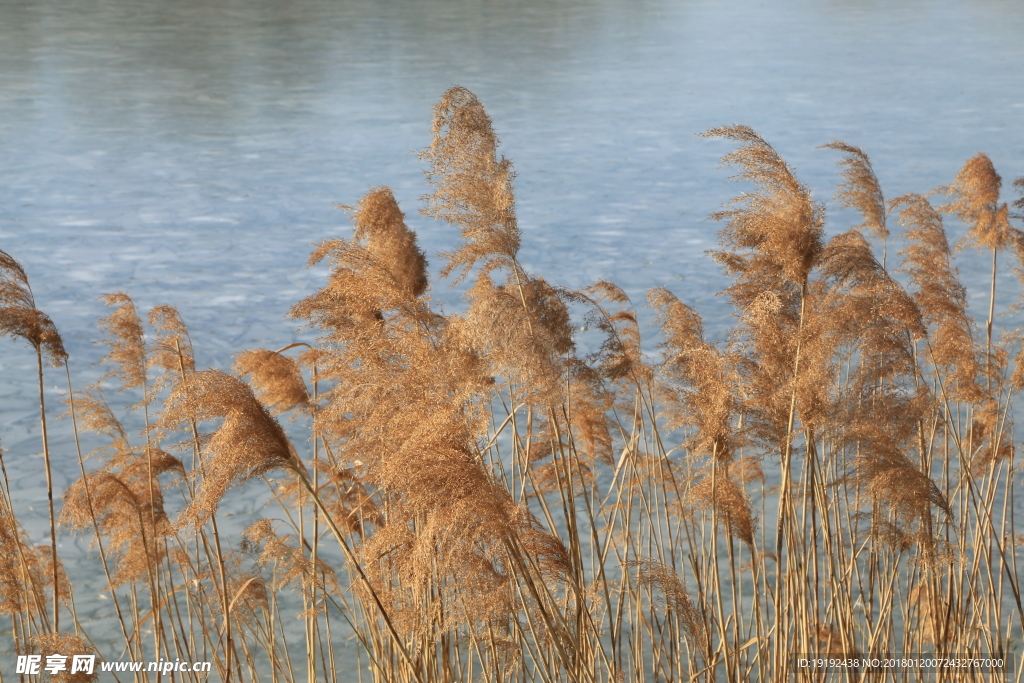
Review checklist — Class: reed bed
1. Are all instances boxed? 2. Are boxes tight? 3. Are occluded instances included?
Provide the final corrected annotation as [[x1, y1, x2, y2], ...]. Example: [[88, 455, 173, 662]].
[[1, 86, 1022, 682]]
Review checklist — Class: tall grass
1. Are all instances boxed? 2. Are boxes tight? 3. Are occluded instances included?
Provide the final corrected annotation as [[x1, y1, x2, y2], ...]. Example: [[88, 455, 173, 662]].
[[1, 86, 1022, 682]]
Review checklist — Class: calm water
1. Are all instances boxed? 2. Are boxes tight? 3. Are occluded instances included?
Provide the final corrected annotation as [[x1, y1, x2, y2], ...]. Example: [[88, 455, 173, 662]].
[[1, 0, 1022, 666]]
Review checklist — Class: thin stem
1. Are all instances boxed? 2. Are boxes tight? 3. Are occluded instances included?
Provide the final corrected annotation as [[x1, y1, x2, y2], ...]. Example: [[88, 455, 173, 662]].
[[36, 346, 59, 633]]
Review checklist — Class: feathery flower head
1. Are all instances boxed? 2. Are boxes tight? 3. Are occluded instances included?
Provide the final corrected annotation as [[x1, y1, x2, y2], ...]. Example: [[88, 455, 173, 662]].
[[0, 249, 66, 364], [421, 86, 520, 281]]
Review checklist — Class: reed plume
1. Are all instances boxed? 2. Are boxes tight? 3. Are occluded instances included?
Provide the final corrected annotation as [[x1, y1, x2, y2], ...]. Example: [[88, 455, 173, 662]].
[[234, 349, 310, 415], [700, 127, 824, 445], [893, 193, 983, 401], [61, 454, 180, 585], [349, 186, 429, 298], [965, 397, 1014, 471], [560, 375, 615, 468], [941, 154, 1020, 381], [462, 273, 574, 400], [316, 464, 382, 534], [0, 249, 67, 365], [584, 281, 652, 387], [421, 85, 519, 281], [942, 153, 1012, 252], [148, 304, 195, 392], [816, 229, 924, 388], [97, 293, 147, 394], [649, 286, 738, 462], [701, 125, 824, 293], [243, 520, 337, 595], [0, 504, 50, 620], [64, 388, 131, 456], [629, 559, 708, 654], [822, 141, 889, 263], [689, 474, 757, 547], [360, 429, 523, 641], [158, 370, 299, 529], [292, 186, 433, 335], [852, 435, 951, 531], [422, 87, 576, 401]]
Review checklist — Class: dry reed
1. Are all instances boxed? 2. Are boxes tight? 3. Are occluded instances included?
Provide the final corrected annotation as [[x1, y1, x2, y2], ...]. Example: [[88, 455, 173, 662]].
[[0, 88, 1020, 683]]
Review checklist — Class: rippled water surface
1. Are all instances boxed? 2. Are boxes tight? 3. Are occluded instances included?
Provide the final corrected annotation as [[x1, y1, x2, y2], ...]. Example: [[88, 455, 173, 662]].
[[1, 0, 1023, 663]]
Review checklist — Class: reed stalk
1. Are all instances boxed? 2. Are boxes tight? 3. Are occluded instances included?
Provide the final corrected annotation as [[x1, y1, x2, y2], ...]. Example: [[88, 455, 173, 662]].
[[0, 90, 1022, 683]]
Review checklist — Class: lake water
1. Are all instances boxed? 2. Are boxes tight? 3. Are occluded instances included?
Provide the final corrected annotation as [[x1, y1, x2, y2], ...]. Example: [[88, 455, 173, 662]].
[[1, 0, 1022, 670]]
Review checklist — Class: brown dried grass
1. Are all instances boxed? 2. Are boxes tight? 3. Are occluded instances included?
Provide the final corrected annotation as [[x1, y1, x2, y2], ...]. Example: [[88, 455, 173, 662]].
[[0, 89, 1020, 683]]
